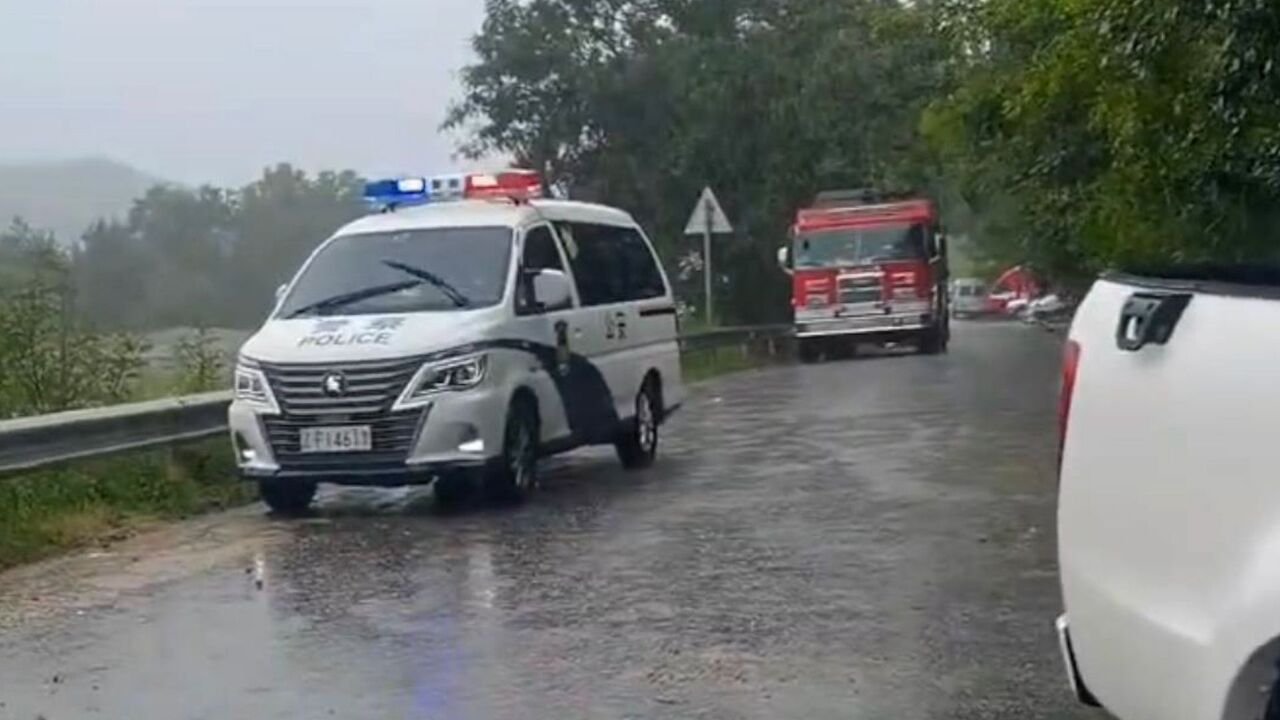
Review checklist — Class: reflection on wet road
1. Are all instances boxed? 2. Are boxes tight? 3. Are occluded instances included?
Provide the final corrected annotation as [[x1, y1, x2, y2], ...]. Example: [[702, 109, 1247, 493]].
[[0, 322, 1091, 719]]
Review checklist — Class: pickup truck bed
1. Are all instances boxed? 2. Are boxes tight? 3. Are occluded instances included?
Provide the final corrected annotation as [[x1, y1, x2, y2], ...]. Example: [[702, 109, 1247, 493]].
[[1059, 269, 1280, 720]]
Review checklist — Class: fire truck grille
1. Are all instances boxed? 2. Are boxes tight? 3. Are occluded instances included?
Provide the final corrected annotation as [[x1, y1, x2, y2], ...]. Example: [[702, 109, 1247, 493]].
[[839, 276, 881, 305]]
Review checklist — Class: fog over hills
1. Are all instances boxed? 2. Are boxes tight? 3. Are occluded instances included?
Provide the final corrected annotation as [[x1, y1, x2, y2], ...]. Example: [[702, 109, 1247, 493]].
[[0, 157, 165, 245]]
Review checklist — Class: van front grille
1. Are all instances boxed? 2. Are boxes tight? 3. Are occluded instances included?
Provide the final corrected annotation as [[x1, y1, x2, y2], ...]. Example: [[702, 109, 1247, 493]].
[[259, 356, 427, 470], [261, 409, 426, 471], [260, 356, 423, 416]]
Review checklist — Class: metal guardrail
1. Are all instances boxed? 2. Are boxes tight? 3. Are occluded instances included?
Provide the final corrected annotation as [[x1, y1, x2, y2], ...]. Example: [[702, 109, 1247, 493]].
[[0, 391, 233, 476], [677, 324, 792, 353], [0, 326, 793, 476]]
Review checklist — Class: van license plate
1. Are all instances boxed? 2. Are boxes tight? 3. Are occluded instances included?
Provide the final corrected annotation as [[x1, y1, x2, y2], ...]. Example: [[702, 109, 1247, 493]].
[[299, 426, 372, 453]]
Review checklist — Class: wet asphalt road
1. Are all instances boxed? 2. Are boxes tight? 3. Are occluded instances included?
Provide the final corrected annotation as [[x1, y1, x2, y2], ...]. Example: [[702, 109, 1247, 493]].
[[0, 321, 1091, 720]]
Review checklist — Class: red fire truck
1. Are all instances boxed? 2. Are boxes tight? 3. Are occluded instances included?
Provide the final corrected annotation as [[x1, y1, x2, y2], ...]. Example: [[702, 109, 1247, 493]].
[[777, 189, 950, 361]]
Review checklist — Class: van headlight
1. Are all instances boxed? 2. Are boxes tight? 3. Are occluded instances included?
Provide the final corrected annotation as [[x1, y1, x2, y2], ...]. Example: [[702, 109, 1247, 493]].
[[393, 354, 488, 410], [234, 359, 280, 413]]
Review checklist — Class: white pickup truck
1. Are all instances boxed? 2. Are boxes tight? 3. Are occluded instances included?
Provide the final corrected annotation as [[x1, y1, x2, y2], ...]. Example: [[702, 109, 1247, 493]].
[[1057, 269, 1280, 720]]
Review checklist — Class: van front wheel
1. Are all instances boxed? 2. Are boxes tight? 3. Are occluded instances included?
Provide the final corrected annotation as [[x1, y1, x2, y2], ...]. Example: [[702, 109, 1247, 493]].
[[616, 381, 659, 469], [484, 398, 540, 503]]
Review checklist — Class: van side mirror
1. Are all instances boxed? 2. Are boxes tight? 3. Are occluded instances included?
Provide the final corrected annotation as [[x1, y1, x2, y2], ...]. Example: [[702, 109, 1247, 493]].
[[776, 246, 793, 276], [532, 269, 573, 312]]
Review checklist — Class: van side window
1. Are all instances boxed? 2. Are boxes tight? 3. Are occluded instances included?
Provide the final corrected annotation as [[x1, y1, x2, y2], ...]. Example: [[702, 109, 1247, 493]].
[[522, 225, 564, 272], [556, 222, 665, 306], [557, 222, 623, 306], [517, 225, 565, 314], [615, 227, 666, 300]]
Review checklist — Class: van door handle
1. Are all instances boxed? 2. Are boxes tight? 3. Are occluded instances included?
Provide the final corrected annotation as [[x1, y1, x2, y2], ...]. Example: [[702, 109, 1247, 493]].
[[614, 311, 628, 340], [1116, 292, 1192, 351]]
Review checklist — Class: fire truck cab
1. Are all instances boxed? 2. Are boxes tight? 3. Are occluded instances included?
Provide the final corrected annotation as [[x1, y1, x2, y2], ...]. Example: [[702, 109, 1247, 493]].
[[778, 189, 950, 361]]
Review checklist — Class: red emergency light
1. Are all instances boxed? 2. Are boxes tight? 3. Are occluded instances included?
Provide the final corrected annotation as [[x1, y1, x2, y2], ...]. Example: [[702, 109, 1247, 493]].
[[464, 170, 545, 201]]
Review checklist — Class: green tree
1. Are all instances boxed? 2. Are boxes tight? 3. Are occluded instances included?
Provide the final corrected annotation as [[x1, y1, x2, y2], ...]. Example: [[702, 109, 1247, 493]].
[[0, 218, 67, 289], [173, 327, 227, 393], [70, 165, 364, 331], [926, 0, 1280, 282], [447, 0, 948, 323], [229, 164, 365, 326]]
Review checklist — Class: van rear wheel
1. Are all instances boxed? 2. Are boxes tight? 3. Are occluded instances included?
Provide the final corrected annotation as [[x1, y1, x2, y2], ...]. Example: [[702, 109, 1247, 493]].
[[258, 479, 316, 516], [616, 381, 659, 469]]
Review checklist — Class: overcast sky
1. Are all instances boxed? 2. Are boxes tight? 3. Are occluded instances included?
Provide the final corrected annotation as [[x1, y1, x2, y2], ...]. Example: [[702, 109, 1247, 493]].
[[0, 0, 487, 185]]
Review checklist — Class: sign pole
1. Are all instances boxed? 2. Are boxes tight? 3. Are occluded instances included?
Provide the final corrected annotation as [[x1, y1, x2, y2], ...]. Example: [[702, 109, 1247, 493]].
[[703, 198, 714, 326], [684, 187, 731, 327]]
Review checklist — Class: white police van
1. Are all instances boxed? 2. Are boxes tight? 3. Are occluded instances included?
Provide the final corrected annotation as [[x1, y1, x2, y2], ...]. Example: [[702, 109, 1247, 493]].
[[229, 170, 685, 513]]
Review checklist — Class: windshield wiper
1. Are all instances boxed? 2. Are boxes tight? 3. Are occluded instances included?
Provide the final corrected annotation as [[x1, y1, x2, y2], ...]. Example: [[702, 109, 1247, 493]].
[[284, 279, 420, 318], [381, 259, 471, 308]]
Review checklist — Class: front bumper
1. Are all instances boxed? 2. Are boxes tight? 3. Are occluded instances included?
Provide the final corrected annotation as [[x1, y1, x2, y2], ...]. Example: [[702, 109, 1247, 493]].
[[796, 313, 933, 338], [228, 384, 508, 486], [1055, 615, 1101, 707]]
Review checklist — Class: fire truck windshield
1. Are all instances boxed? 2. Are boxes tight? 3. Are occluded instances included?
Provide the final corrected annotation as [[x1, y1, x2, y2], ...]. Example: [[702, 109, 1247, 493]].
[[794, 223, 926, 268]]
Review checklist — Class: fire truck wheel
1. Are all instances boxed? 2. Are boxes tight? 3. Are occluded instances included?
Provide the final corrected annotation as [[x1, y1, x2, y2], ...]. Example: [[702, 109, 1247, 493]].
[[798, 339, 821, 364], [918, 327, 945, 355]]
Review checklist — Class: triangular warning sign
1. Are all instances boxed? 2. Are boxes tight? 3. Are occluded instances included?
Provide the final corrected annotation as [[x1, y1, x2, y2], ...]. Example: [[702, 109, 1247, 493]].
[[684, 187, 733, 235]]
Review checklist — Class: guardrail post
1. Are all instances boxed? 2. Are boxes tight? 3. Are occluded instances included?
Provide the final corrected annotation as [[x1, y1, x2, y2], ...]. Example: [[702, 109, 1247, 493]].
[[165, 446, 190, 485]]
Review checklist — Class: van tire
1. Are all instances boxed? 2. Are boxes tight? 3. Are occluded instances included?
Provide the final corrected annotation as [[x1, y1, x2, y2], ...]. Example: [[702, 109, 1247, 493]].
[[1267, 681, 1280, 720], [258, 479, 316, 516], [616, 380, 659, 469], [485, 397, 539, 503]]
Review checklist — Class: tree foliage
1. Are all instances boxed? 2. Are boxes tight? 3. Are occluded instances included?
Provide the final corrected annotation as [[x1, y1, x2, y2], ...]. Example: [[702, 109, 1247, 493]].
[[0, 246, 148, 416], [73, 164, 365, 330], [446, 0, 948, 322], [173, 327, 228, 394], [925, 0, 1280, 283]]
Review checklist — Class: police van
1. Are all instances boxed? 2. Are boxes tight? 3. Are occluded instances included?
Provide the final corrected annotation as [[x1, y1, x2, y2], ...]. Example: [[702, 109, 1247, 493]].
[[229, 170, 685, 513]]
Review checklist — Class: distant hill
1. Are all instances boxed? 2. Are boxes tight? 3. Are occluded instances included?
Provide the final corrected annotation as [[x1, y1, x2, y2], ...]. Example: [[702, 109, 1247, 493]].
[[0, 158, 166, 245]]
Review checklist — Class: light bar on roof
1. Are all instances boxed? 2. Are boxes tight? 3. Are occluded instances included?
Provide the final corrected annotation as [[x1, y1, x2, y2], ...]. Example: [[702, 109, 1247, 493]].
[[363, 169, 546, 210]]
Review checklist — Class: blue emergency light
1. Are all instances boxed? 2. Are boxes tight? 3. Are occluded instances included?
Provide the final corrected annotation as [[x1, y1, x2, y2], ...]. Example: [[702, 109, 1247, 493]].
[[363, 177, 431, 209]]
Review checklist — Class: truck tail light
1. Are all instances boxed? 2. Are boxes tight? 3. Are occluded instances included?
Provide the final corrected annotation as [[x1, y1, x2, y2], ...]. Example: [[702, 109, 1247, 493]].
[[1057, 339, 1081, 474]]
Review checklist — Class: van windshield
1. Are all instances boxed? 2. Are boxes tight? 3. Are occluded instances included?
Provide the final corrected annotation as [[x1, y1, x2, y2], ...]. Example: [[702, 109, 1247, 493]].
[[277, 226, 512, 318]]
